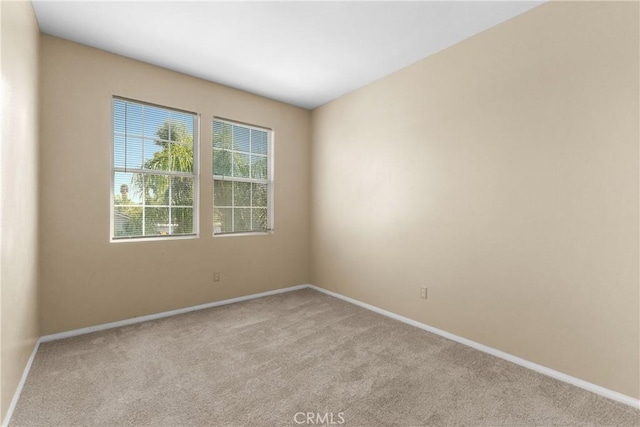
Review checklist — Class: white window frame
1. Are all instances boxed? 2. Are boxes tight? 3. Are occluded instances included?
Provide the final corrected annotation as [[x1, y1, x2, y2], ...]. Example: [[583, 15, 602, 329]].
[[110, 96, 200, 242], [212, 117, 274, 236]]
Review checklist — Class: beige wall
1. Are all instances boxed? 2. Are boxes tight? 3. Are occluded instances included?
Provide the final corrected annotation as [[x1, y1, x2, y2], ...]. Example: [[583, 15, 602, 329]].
[[0, 0, 40, 421], [311, 1, 639, 399], [39, 36, 311, 335]]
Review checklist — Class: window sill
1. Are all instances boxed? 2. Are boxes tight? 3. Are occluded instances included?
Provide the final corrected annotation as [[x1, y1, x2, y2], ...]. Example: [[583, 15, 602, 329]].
[[213, 231, 273, 238], [110, 234, 198, 243]]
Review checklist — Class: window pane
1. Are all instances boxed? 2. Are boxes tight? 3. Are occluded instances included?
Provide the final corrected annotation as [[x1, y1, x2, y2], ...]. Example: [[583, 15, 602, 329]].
[[114, 172, 138, 204], [214, 180, 232, 207], [233, 125, 250, 152], [252, 208, 268, 231], [143, 138, 163, 168], [252, 183, 268, 207], [114, 100, 126, 134], [125, 137, 143, 169], [125, 103, 143, 136], [145, 207, 170, 236], [233, 152, 250, 178], [169, 141, 194, 173], [171, 207, 193, 235], [144, 105, 170, 140], [214, 208, 232, 234], [213, 121, 232, 149], [234, 208, 251, 232], [213, 149, 232, 176], [114, 135, 126, 168], [141, 174, 169, 206], [234, 181, 251, 207], [251, 155, 268, 180], [114, 206, 142, 238], [251, 129, 268, 155], [126, 173, 144, 205], [169, 112, 194, 142], [171, 176, 194, 206]]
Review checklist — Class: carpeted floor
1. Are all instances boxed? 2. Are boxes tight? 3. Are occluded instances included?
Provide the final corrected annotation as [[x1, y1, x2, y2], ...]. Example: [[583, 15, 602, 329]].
[[10, 288, 640, 426]]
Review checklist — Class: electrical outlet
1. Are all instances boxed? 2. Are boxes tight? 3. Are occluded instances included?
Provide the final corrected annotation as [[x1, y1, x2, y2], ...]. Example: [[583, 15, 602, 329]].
[[420, 287, 428, 300], [213, 272, 220, 283]]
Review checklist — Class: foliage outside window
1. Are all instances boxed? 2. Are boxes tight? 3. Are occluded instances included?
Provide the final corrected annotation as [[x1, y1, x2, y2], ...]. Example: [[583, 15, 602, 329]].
[[213, 119, 271, 235], [112, 98, 197, 239]]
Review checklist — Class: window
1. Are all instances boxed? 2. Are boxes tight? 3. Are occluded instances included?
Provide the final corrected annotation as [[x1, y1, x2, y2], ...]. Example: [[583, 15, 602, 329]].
[[213, 119, 272, 235], [112, 98, 198, 240]]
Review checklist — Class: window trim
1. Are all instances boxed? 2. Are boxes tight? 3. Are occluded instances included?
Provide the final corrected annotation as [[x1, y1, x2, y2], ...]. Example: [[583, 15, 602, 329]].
[[212, 117, 274, 237], [110, 96, 200, 242]]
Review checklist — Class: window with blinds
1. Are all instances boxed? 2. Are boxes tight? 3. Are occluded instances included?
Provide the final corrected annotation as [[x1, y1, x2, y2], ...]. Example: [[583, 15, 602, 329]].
[[213, 119, 272, 235], [112, 97, 198, 240]]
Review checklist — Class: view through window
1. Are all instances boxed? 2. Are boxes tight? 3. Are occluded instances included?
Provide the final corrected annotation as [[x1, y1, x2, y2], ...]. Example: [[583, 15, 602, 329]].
[[213, 119, 272, 234], [112, 98, 198, 239]]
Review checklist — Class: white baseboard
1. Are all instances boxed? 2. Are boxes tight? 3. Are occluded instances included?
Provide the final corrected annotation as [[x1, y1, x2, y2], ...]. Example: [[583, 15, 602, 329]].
[[41, 284, 309, 343], [307, 285, 640, 410], [2, 339, 40, 427]]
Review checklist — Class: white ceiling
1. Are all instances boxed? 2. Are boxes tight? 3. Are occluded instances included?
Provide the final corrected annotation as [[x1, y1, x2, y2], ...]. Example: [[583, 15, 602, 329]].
[[32, 1, 543, 109]]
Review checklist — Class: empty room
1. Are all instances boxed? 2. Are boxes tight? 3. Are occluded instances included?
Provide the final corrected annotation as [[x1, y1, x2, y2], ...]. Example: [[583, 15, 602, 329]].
[[1, 0, 639, 425]]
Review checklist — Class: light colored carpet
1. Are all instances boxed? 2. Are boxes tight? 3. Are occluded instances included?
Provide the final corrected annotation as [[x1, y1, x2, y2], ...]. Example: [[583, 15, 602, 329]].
[[10, 288, 639, 426]]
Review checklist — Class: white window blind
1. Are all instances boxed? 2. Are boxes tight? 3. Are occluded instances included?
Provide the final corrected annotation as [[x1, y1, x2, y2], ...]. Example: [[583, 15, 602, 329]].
[[213, 119, 272, 235], [112, 97, 198, 239]]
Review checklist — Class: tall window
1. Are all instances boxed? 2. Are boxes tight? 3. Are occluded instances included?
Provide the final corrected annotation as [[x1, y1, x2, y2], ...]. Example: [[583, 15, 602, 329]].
[[112, 98, 198, 240], [213, 119, 272, 235]]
